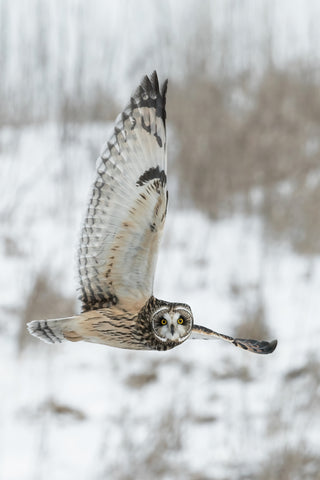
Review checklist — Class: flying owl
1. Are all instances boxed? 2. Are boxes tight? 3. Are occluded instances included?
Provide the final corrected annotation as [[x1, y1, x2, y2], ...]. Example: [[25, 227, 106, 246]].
[[28, 72, 277, 355]]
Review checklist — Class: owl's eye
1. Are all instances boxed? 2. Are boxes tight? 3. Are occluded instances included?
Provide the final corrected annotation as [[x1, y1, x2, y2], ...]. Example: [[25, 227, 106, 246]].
[[160, 318, 167, 325], [177, 317, 184, 325]]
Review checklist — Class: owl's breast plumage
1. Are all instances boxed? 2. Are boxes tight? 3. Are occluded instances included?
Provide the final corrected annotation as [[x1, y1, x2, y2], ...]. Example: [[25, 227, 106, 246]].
[[77, 297, 181, 351]]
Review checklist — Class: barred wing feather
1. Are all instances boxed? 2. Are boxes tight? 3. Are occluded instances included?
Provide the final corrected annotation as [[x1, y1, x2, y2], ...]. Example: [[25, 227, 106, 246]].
[[78, 72, 168, 312]]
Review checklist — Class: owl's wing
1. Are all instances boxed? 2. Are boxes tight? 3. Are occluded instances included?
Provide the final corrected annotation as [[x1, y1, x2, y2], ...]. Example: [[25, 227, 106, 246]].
[[191, 325, 277, 354], [78, 72, 168, 312]]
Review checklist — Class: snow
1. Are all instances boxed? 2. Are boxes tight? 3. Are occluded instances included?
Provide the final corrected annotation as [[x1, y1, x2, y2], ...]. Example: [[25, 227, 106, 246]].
[[0, 124, 320, 479]]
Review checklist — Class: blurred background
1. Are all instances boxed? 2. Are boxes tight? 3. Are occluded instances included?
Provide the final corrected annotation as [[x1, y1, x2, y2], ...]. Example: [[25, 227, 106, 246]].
[[1, 0, 320, 479]]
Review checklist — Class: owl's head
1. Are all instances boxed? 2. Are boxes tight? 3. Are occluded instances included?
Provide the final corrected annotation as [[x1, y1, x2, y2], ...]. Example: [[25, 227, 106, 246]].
[[151, 302, 193, 344]]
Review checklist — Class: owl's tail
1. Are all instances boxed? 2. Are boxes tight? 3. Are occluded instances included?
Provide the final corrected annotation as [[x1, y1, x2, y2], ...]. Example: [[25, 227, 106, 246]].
[[27, 316, 83, 344]]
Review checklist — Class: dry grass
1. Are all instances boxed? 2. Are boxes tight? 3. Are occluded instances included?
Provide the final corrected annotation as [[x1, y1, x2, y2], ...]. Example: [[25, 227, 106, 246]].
[[229, 281, 271, 342], [125, 371, 158, 389], [41, 399, 86, 421], [19, 270, 75, 350], [283, 355, 320, 414], [103, 409, 187, 480], [285, 356, 320, 383], [211, 362, 253, 383], [191, 414, 218, 424], [169, 66, 320, 254], [253, 447, 320, 480], [233, 302, 270, 343]]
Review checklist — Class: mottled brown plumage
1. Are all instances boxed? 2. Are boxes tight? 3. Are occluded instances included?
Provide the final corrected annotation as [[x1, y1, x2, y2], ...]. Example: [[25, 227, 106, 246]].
[[28, 72, 277, 356]]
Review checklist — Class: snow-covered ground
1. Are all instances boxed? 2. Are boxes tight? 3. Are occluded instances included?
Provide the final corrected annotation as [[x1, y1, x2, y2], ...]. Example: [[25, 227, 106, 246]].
[[0, 124, 319, 479]]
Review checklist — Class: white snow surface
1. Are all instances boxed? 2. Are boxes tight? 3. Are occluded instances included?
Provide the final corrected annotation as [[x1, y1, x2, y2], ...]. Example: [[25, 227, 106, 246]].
[[0, 124, 320, 479]]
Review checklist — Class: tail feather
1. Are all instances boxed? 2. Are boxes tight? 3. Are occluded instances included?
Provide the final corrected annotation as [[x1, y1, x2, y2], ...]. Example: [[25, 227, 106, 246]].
[[27, 317, 77, 344]]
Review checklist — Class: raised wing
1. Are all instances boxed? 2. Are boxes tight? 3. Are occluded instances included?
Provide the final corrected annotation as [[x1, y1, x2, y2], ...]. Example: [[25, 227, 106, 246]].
[[78, 72, 168, 312], [191, 325, 277, 354]]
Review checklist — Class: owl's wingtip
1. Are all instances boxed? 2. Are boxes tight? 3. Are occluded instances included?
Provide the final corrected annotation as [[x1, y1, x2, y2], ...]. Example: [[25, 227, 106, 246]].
[[268, 339, 278, 353], [149, 71, 168, 93], [234, 337, 278, 354], [127, 71, 168, 126], [161, 78, 168, 99]]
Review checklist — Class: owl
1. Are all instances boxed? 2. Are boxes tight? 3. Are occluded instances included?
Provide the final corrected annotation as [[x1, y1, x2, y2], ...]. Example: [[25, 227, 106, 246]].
[[28, 72, 277, 355]]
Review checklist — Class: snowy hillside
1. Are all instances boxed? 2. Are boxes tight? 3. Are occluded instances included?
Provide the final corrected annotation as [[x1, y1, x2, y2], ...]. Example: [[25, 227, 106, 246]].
[[1, 124, 320, 480]]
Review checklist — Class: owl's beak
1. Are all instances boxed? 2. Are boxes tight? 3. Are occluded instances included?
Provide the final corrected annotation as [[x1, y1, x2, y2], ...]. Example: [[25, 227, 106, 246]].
[[170, 325, 175, 335]]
